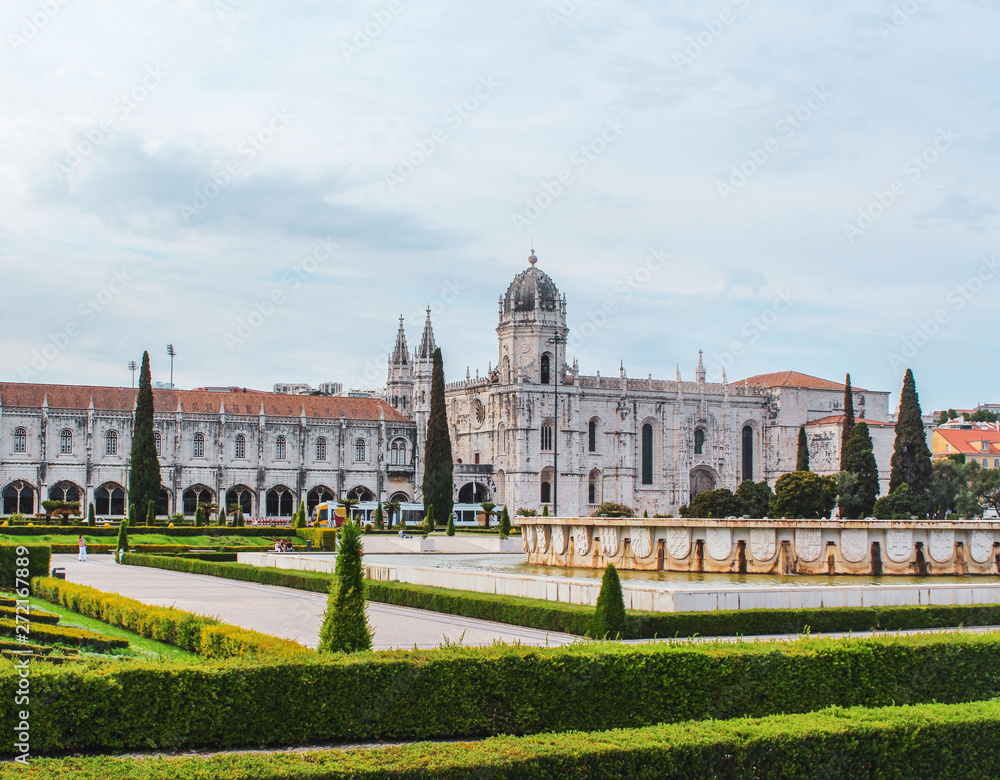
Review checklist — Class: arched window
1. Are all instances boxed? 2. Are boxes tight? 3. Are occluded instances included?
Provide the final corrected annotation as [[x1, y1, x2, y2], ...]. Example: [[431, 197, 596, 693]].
[[13, 427, 26, 454], [589, 469, 601, 505], [641, 423, 653, 485], [307, 485, 334, 516], [3, 481, 34, 514], [275, 436, 286, 460], [355, 438, 366, 462], [193, 432, 205, 458], [235, 434, 246, 459], [316, 437, 327, 461], [540, 353, 551, 385], [347, 485, 375, 501], [60, 429, 73, 454], [105, 430, 118, 456], [588, 419, 599, 452], [694, 428, 705, 455], [390, 439, 406, 465], [541, 480, 551, 504], [94, 483, 125, 516], [48, 481, 81, 502], [156, 487, 170, 516], [226, 485, 253, 515], [183, 485, 214, 516], [154, 431, 161, 456], [742, 425, 754, 482], [265, 485, 294, 517], [541, 423, 553, 451]]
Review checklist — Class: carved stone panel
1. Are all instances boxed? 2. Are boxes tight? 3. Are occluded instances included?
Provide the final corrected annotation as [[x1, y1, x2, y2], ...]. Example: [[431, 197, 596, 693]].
[[885, 529, 913, 563], [795, 529, 822, 562], [525, 525, 536, 553], [749, 529, 776, 562], [667, 527, 691, 559], [705, 528, 731, 561], [630, 527, 652, 559], [841, 529, 868, 563], [599, 526, 620, 557], [537, 525, 550, 554], [971, 531, 994, 564], [928, 530, 954, 563], [574, 526, 591, 556], [551, 525, 568, 555]]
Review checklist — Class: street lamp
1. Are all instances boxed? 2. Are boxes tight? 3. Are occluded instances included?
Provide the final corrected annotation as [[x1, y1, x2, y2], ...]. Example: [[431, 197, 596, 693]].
[[166, 344, 177, 389], [128, 360, 138, 388], [546, 334, 566, 517]]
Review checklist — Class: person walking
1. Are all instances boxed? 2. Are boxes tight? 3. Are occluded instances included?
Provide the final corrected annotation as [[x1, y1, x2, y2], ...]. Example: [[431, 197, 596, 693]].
[[78, 534, 87, 562]]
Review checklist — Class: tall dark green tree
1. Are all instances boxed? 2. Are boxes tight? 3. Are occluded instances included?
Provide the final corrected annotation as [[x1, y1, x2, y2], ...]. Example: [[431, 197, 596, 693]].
[[796, 427, 810, 471], [889, 369, 932, 502], [128, 351, 161, 528], [840, 373, 855, 470], [421, 347, 453, 527], [838, 422, 879, 519]]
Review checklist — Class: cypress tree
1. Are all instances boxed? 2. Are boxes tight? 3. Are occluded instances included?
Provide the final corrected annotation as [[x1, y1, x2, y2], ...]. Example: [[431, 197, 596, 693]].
[[116, 521, 129, 562], [446, 511, 455, 536], [839, 422, 880, 519], [318, 520, 372, 653], [840, 373, 855, 470], [498, 506, 511, 539], [421, 348, 454, 531], [87, 502, 96, 528], [796, 426, 810, 471], [590, 563, 627, 639], [889, 369, 933, 502], [129, 351, 161, 528]]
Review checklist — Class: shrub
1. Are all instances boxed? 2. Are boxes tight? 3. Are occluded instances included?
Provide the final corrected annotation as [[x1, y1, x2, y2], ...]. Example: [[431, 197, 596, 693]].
[[87, 502, 96, 528], [590, 564, 626, 639], [591, 502, 633, 518], [0, 618, 128, 651], [318, 521, 371, 653], [0, 542, 51, 592], [446, 512, 455, 536], [498, 506, 511, 539]]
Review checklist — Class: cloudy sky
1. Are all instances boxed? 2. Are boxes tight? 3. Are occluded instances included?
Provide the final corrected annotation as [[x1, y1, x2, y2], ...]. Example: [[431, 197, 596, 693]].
[[1, 0, 997, 412]]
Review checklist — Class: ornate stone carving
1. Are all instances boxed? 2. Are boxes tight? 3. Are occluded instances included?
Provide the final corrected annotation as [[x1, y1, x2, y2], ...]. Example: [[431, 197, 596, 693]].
[[971, 531, 994, 564], [885, 529, 913, 563], [599, 526, 619, 557], [630, 527, 652, 559], [841, 529, 868, 563], [666, 527, 691, 559], [537, 525, 550, 554], [928, 530, 954, 563], [795, 529, 822, 562], [551, 525, 568, 555], [574, 526, 591, 556], [705, 528, 731, 560], [749, 529, 776, 562], [525, 525, 537, 553]]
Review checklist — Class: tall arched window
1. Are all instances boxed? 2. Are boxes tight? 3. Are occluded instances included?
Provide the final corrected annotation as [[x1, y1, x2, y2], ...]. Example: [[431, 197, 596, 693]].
[[316, 437, 327, 461], [94, 483, 125, 515], [742, 425, 754, 482], [589, 469, 601, 505], [154, 431, 161, 456], [3, 481, 35, 514], [641, 423, 653, 485], [275, 436, 286, 460], [355, 438, 366, 462], [588, 419, 599, 452], [540, 480, 551, 504], [540, 353, 551, 385], [60, 429, 73, 454], [541, 423, 553, 451], [13, 427, 26, 454], [193, 432, 205, 458], [235, 434, 246, 459], [105, 430, 118, 456], [498, 423, 506, 455], [694, 428, 705, 455]]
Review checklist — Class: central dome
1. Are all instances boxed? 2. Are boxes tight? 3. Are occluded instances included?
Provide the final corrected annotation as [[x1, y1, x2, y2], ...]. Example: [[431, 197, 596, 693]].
[[503, 251, 559, 313]]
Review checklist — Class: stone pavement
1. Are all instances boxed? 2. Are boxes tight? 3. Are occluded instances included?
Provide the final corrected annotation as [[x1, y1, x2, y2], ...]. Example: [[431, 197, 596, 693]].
[[52, 554, 576, 650]]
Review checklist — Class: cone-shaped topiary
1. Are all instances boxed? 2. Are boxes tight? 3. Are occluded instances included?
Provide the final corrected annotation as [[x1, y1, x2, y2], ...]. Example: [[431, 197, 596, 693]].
[[424, 504, 435, 534], [590, 563, 627, 639], [294, 502, 307, 528], [116, 520, 129, 563], [446, 511, 455, 536], [146, 500, 155, 526], [236, 509, 245, 528], [499, 506, 511, 539], [317, 520, 372, 653], [128, 503, 136, 527], [373, 502, 384, 530], [541, 504, 549, 517], [88, 502, 96, 528]]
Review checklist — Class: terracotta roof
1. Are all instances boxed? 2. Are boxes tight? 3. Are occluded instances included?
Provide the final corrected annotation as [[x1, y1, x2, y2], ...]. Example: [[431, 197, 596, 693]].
[[805, 415, 893, 428], [0, 382, 409, 422], [935, 427, 1000, 455], [740, 371, 865, 392]]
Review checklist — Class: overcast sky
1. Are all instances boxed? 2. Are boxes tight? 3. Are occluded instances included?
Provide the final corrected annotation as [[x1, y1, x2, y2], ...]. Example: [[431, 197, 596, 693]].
[[1, 0, 997, 412]]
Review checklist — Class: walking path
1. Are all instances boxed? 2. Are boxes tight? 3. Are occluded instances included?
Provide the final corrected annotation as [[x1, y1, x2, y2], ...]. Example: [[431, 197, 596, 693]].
[[53, 554, 576, 650]]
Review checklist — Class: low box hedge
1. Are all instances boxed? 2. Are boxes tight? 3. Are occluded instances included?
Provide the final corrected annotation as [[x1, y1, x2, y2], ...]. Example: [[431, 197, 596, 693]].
[[125, 554, 334, 593], [11, 698, 1000, 779], [0, 525, 287, 537], [0, 617, 127, 651], [294, 527, 338, 550], [0, 604, 60, 625]]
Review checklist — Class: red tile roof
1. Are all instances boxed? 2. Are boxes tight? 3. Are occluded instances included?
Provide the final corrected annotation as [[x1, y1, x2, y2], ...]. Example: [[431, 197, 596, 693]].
[[806, 415, 893, 428], [935, 428, 1000, 455], [740, 371, 865, 392], [0, 382, 409, 422]]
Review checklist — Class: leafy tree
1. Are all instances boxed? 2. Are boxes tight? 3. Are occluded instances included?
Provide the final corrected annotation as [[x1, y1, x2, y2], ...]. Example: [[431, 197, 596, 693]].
[[928, 458, 978, 517], [769, 472, 838, 519], [382, 500, 400, 531], [128, 351, 161, 528], [735, 480, 773, 518], [116, 521, 129, 562], [889, 369, 932, 503], [679, 488, 742, 518], [591, 502, 633, 518], [970, 468, 1000, 515], [421, 347, 454, 530], [87, 502, 96, 528], [936, 409, 959, 426], [337, 497, 359, 523], [317, 520, 372, 653], [796, 427, 810, 472], [498, 505, 511, 539], [840, 373, 855, 470], [445, 511, 455, 536], [480, 501, 496, 529], [838, 422, 880, 519], [971, 409, 999, 423], [873, 483, 925, 519], [589, 564, 627, 640]]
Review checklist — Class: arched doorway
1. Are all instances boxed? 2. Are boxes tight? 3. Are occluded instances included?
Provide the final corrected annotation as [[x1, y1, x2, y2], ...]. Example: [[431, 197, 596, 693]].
[[156, 487, 171, 517], [458, 482, 488, 503], [2, 481, 35, 515], [690, 467, 716, 497]]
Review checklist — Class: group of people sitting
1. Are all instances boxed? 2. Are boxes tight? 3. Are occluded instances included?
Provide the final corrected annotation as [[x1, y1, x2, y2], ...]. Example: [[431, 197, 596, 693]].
[[272, 538, 295, 552]]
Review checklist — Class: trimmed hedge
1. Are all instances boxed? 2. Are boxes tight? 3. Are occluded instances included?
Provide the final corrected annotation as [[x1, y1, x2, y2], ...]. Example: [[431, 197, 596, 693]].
[[0, 617, 128, 651], [4, 629, 1000, 755], [10, 698, 1000, 779], [125, 554, 334, 593], [32, 578, 312, 660], [50, 543, 277, 554], [0, 604, 60, 625], [294, 527, 338, 551], [0, 543, 51, 593]]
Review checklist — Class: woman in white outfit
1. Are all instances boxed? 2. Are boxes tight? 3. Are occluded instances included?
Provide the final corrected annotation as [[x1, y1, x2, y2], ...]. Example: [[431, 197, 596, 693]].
[[78, 534, 87, 562]]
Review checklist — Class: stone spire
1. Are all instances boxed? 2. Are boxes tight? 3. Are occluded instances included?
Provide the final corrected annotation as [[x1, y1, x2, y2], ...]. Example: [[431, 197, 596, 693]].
[[417, 307, 436, 359], [696, 350, 706, 384], [390, 315, 409, 365]]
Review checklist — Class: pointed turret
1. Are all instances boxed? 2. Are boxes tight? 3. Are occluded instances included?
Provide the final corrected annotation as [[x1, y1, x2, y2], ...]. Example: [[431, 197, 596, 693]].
[[391, 315, 409, 365], [417, 307, 436, 359], [696, 350, 706, 384]]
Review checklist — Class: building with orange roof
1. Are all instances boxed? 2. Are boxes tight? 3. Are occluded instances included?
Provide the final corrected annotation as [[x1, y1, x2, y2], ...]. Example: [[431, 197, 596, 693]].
[[932, 425, 1000, 470]]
